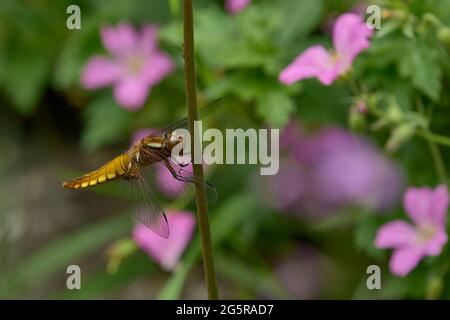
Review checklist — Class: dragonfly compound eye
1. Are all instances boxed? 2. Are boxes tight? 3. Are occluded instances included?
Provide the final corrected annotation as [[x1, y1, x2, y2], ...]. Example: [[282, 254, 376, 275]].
[[169, 133, 182, 145]]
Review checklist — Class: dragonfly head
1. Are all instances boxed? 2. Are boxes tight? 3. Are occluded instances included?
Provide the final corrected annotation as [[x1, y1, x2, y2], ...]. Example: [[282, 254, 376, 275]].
[[169, 132, 184, 147]]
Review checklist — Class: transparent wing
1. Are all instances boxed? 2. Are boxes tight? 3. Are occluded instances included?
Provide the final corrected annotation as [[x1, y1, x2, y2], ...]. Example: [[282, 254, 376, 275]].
[[150, 148, 218, 204], [149, 98, 226, 137], [129, 167, 169, 239]]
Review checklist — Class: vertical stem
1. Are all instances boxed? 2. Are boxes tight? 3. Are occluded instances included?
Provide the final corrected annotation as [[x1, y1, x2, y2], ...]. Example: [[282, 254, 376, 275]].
[[417, 130, 450, 148], [426, 137, 448, 184], [416, 99, 448, 184], [182, 0, 219, 299]]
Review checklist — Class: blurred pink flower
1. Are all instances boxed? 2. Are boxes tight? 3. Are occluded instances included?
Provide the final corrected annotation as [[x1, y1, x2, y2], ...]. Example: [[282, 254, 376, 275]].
[[155, 163, 194, 198], [133, 211, 196, 271], [225, 0, 251, 15], [279, 13, 372, 85], [356, 100, 367, 113], [276, 246, 331, 299], [270, 158, 308, 212], [375, 185, 449, 277], [131, 128, 154, 145], [82, 23, 174, 111], [267, 121, 403, 218]]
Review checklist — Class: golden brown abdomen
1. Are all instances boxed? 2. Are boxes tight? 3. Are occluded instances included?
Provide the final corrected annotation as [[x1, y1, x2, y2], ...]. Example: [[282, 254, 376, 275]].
[[63, 153, 131, 189]]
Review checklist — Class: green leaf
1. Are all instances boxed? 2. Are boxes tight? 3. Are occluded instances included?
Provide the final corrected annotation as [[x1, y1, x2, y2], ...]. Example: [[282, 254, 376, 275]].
[[363, 37, 409, 70], [354, 214, 384, 259], [410, 51, 442, 102], [206, 71, 286, 102], [158, 20, 182, 46], [0, 0, 67, 113], [256, 90, 295, 128], [1, 51, 50, 114], [399, 42, 442, 101], [57, 254, 154, 299], [278, 0, 324, 45], [133, 0, 171, 24], [215, 252, 290, 298], [168, 0, 180, 17], [194, 6, 280, 69], [375, 19, 403, 38], [386, 123, 416, 152], [295, 80, 348, 125], [81, 95, 133, 151], [53, 20, 103, 89], [156, 253, 194, 300], [0, 214, 132, 298]]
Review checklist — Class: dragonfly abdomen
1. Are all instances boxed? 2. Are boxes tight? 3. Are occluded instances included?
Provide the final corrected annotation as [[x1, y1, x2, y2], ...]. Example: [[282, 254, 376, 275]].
[[62, 153, 131, 189]]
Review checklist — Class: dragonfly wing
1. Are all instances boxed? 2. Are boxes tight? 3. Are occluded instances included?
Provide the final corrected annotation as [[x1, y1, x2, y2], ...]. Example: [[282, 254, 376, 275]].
[[149, 98, 226, 137], [130, 167, 169, 239], [150, 149, 218, 204]]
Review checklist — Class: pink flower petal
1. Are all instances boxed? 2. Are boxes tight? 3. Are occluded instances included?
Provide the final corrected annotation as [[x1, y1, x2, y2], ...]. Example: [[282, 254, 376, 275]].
[[155, 164, 190, 198], [422, 228, 448, 256], [113, 76, 151, 110], [139, 25, 158, 55], [101, 23, 138, 57], [81, 56, 123, 89], [389, 247, 424, 277], [225, 0, 251, 15], [279, 45, 339, 86], [141, 51, 174, 85], [430, 185, 449, 227], [404, 186, 449, 227], [280, 120, 303, 151], [374, 220, 417, 249], [132, 211, 196, 271], [404, 187, 433, 226], [378, 185, 448, 277], [86, 23, 174, 111], [269, 158, 307, 211], [332, 13, 373, 73]]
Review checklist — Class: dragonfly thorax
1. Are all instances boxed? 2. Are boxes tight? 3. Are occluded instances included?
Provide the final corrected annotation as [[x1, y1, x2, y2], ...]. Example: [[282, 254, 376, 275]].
[[144, 135, 165, 149]]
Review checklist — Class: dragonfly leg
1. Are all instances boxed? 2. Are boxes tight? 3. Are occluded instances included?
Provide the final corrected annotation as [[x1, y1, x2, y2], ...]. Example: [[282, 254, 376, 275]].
[[164, 159, 189, 182], [163, 158, 217, 203], [164, 159, 214, 189]]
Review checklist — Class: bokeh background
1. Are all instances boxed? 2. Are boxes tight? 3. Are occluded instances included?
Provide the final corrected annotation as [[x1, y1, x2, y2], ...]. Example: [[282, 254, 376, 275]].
[[1, 0, 450, 299]]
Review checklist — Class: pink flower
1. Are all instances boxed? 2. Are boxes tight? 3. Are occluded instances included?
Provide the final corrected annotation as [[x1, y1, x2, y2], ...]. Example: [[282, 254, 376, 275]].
[[279, 13, 372, 85], [156, 163, 194, 198], [82, 23, 174, 111], [374, 185, 449, 277], [225, 0, 251, 15], [133, 211, 196, 271], [270, 122, 403, 217], [356, 100, 367, 113], [276, 246, 327, 299]]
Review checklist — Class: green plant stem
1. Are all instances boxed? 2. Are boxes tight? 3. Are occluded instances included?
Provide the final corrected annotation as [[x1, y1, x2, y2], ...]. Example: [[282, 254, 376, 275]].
[[427, 137, 448, 184], [417, 130, 450, 148], [415, 100, 448, 184], [418, 130, 448, 184], [182, 0, 219, 300]]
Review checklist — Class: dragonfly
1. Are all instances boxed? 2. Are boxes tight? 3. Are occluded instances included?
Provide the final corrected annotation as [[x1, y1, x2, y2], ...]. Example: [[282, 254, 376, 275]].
[[63, 100, 222, 239]]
